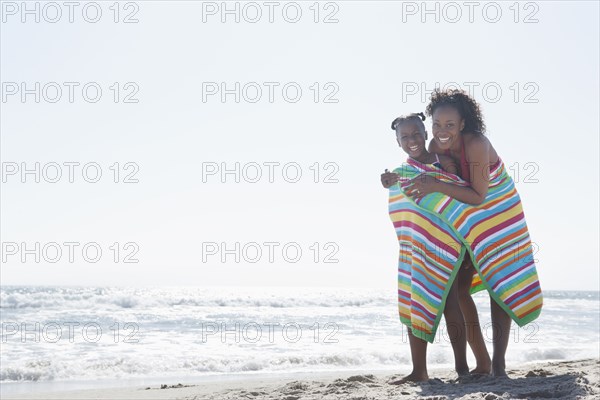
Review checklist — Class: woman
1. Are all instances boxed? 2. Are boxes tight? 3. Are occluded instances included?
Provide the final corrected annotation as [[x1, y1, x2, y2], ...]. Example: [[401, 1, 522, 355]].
[[382, 88, 542, 378]]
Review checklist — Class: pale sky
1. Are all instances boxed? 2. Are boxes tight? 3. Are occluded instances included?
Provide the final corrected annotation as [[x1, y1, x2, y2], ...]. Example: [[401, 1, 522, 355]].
[[1, 1, 598, 291]]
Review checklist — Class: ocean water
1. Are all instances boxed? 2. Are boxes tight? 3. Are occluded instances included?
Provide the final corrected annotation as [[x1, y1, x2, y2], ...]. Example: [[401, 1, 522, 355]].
[[0, 286, 598, 393]]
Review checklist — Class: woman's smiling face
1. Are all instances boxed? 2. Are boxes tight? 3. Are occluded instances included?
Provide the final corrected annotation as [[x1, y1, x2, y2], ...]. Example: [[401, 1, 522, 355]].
[[432, 105, 465, 150], [396, 121, 426, 158]]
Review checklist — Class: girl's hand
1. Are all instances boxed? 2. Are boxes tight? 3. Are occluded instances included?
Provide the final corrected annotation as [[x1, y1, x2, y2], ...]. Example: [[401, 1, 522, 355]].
[[381, 169, 400, 188], [404, 174, 439, 200]]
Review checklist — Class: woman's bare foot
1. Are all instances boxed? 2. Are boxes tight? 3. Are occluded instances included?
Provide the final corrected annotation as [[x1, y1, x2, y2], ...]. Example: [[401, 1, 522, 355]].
[[470, 365, 492, 375], [389, 372, 429, 385]]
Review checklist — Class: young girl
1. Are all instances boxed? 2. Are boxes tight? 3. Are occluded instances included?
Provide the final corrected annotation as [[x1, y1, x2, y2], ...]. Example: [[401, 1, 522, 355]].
[[383, 112, 458, 180], [381, 113, 471, 383], [381, 109, 492, 375]]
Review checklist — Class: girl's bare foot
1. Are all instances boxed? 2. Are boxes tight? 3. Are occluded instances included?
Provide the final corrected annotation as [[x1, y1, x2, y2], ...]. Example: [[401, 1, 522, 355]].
[[492, 361, 508, 378], [389, 372, 429, 385], [491, 368, 508, 378]]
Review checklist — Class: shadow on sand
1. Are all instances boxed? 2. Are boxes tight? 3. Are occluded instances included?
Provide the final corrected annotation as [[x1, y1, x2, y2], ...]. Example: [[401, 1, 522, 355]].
[[417, 370, 593, 399]]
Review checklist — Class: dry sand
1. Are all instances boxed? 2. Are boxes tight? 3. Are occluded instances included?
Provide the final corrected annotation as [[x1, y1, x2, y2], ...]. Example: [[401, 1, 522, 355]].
[[5, 358, 599, 400]]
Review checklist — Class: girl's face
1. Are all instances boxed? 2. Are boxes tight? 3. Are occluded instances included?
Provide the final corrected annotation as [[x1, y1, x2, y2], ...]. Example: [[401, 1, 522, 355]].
[[432, 106, 465, 150], [396, 121, 426, 158]]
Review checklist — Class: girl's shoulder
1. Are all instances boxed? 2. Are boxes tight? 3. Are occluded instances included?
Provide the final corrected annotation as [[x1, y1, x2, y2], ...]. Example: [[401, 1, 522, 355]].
[[428, 138, 442, 153]]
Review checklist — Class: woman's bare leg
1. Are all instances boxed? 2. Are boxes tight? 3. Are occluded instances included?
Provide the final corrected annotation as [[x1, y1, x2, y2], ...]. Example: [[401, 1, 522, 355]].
[[458, 258, 491, 374]]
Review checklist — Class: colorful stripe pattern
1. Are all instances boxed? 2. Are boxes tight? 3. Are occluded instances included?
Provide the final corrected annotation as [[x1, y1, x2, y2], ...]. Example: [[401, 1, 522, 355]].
[[388, 158, 543, 343]]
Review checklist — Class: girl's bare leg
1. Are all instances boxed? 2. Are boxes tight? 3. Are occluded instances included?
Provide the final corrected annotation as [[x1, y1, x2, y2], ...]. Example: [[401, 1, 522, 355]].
[[444, 275, 469, 376], [390, 327, 428, 384], [490, 297, 511, 377], [458, 258, 492, 374]]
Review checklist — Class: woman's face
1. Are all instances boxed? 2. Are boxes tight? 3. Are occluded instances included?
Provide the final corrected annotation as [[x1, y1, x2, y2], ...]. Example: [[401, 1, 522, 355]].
[[432, 106, 465, 150], [396, 121, 426, 158]]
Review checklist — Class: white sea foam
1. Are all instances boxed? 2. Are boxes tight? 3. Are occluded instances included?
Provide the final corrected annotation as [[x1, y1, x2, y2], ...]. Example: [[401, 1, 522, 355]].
[[1, 286, 598, 384]]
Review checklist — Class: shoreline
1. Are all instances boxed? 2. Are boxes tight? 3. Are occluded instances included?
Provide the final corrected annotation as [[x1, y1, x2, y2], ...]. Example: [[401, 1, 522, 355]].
[[3, 358, 598, 400], [1, 368, 401, 397]]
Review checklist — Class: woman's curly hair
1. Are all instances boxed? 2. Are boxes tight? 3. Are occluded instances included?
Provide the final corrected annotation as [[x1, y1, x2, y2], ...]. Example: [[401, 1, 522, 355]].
[[425, 88, 486, 135]]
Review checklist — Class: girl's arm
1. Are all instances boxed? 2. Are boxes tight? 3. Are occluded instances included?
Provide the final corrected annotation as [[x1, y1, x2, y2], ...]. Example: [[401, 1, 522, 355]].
[[408, 136, 491, 205]]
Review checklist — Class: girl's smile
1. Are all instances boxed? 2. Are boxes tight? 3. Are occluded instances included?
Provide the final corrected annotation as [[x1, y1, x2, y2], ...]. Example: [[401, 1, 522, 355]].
[[397, 122, 427, 159]]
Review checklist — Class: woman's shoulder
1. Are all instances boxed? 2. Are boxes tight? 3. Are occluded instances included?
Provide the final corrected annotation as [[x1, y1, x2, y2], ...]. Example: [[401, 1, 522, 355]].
[[463, 131, 488, 144], [463, 132, 491, 151], [463, 132, 499, 162]]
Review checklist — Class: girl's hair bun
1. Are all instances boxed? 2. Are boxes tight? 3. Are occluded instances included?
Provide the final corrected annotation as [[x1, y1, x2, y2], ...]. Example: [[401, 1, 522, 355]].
[[391, 112, 426, 131]]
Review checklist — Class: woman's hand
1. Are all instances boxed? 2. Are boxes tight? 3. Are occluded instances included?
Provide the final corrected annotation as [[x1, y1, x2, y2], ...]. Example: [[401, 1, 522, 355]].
[[404, 174, 440, 200], [381, 169, 400, 188]]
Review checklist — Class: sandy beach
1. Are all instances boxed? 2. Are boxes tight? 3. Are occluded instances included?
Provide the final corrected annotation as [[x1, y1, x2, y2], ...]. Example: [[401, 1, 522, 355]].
[[4, 358, 598, 400]]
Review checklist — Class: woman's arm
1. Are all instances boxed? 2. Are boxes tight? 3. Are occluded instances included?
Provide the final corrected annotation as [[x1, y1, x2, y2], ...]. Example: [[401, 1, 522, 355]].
[[407, 136, 491, 205], [434, 178, 487, 205], [437, 155, 459, 175], [429, 140, 460, 175]]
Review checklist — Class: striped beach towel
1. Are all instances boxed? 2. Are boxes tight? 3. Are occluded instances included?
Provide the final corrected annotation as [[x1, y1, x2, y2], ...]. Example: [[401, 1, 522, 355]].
[[388, 157, 543, 343]]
